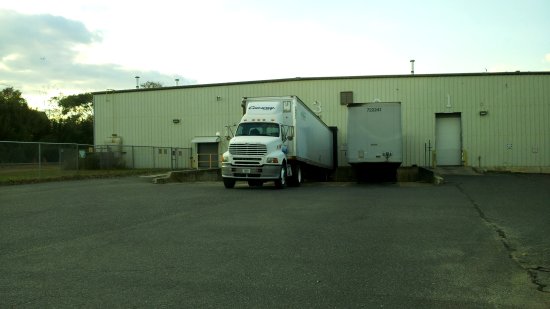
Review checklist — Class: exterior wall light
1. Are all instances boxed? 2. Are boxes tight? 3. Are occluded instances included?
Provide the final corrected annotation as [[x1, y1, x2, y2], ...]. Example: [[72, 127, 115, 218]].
[[479, 111, 488, 116], [173, 119, 181, 124]]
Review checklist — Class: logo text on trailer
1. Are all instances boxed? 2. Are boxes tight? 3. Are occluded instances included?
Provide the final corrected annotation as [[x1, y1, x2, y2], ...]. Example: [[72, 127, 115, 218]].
[[248, 105, 275, 111]]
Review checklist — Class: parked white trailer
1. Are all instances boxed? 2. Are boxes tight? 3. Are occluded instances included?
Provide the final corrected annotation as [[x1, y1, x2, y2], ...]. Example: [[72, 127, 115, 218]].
[[347, 102, 403, 181], [222, 96, 334, 188]]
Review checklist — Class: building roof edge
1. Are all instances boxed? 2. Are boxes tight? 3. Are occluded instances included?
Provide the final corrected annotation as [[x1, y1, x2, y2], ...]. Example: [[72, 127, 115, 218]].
[[92, 71, 550, 95]]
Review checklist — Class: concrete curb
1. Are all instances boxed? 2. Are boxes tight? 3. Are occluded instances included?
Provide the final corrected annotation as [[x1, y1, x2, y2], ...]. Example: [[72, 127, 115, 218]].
[[151, 169, 221, 184], [149, 167, 443, 184]]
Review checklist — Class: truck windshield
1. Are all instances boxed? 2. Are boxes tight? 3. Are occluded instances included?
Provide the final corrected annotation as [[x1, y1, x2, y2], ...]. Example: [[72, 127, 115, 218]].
[[236, 123, 280, 137]]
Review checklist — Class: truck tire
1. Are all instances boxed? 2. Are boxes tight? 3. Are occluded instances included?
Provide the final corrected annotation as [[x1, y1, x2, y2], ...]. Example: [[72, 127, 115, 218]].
[[223, 178, 236, 189], [289, 163, 302, 187], [274, 165, 287, 189]]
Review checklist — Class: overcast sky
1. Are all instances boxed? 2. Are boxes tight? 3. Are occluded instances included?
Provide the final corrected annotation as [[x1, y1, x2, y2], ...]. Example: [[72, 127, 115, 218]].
[[1, 0, 549, 110]]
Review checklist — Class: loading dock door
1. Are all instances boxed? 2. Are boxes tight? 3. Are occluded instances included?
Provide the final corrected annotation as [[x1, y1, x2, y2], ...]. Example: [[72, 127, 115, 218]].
[[435, 113, 462, 166], [191, 136, 221, 169], [197, 143, 219, 168]]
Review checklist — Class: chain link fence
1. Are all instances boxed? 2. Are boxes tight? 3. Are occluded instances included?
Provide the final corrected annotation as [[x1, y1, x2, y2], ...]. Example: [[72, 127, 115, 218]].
[[88, 145, 192, 169], [0, 141, 193, 181]]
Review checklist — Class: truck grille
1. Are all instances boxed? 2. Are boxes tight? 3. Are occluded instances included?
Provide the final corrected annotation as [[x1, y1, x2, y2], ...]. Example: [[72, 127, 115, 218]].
[[234, 157, 262, 166], [229, 144, 267, 156]]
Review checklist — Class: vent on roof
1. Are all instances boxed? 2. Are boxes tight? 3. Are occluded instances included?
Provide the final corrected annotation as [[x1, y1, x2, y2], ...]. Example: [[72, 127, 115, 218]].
[[340, 91, 353, 105]]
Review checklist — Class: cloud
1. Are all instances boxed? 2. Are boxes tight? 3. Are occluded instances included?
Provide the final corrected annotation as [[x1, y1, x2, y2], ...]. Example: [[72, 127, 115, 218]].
[[0, 10, 193, 109], [0, 9, 98, 73]]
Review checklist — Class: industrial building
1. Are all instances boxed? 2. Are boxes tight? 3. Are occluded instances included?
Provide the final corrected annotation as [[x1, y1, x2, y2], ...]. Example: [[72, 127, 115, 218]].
[[92, 72, 550, 173]]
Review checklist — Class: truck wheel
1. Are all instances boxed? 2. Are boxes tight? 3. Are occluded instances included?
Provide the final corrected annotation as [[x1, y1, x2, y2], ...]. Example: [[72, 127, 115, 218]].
[[274, 165, 287, 189], [223, 178, 236, 189], [289, 164, 302, 187]]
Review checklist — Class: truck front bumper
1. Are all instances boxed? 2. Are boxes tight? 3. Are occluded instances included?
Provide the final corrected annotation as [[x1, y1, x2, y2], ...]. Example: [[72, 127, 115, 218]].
[[222, 164, 281, 180]]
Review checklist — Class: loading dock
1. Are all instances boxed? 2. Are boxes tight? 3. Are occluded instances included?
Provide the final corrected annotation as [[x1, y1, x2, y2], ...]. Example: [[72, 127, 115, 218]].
[[92, 72, 550, 173]]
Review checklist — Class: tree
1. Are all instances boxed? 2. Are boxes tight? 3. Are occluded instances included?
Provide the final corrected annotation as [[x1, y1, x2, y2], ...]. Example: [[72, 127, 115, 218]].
[[47, 93, 94, 144], [140, 81, 163, 88], [0, 87, 51, 141], [0, 87, 93, 144], [49, 92, 93, 121], [47, 115, 93, 144]]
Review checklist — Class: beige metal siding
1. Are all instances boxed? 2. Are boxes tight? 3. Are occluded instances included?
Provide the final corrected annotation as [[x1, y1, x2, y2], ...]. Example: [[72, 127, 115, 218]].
[[94, 73, 550, 171]]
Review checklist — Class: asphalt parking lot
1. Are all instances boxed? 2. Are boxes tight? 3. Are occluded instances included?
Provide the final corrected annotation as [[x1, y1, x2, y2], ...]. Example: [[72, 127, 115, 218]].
[[1, 173, 549, 308]]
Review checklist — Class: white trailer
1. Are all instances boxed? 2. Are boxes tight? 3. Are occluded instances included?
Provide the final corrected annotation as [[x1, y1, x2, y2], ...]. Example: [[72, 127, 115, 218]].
[[347, 102, 402, 181], [222, 96, 334, 188]]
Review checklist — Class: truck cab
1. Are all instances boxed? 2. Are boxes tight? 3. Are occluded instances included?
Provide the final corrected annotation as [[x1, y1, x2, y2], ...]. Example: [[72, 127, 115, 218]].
[[221, 99, 294, 188]]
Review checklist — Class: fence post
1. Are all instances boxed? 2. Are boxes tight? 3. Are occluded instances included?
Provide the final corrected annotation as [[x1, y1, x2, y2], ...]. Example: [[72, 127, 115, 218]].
[[75, 144, 79, 172], [38, 142, 42, 178]]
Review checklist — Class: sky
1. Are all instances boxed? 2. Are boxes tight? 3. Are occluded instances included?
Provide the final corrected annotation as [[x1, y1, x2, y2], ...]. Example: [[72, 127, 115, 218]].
[[1, 0, 549, 110]]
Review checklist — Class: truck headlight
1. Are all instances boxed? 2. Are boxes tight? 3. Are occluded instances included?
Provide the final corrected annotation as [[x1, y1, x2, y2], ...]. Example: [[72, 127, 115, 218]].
[[222, 154, 230, 162], [266, 157, 279, 164]]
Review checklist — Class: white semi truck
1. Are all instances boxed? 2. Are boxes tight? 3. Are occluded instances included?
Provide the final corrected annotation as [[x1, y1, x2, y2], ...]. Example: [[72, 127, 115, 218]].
[[222, 96, 334, 188], [347, 102, 403, 181]]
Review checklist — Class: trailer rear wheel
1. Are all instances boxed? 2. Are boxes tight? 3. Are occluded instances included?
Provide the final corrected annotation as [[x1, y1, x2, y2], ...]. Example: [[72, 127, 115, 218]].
[[223, 178, 236, 189], [274, 165, 287, 189]]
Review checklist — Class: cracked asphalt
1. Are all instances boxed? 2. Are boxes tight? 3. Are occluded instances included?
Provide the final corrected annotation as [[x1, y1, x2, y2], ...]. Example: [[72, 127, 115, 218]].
[[1, 173, 549, 308], [448, 173, 550, 295]]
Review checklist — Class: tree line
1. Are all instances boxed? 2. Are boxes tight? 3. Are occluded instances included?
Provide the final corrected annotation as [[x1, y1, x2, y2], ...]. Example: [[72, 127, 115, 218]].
[[1, 81, 164, 145], [0, 87, 93, 144]]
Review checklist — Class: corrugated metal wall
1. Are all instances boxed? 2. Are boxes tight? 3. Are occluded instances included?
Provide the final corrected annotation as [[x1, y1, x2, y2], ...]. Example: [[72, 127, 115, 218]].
[[94, 73, 550, 171]]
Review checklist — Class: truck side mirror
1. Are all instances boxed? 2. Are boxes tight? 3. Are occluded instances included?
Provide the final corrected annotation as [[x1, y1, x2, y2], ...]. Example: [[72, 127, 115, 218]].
[[282, 126, 294, 141], [286, 126, 295, 141]]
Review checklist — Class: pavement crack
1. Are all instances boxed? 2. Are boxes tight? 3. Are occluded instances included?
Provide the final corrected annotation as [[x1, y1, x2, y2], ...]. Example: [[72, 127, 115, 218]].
[[532, 266, 550, 272], [527, 268, 549, 292], [455, 184, 515, 253], [455, 183, 549, 293]]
